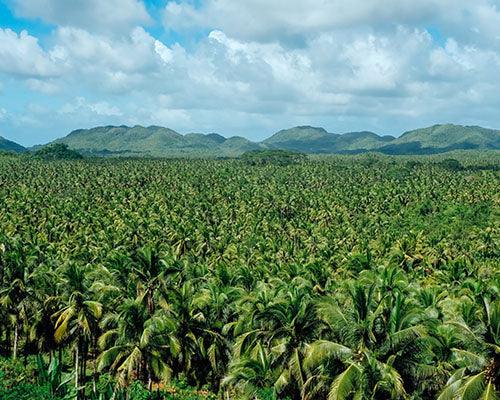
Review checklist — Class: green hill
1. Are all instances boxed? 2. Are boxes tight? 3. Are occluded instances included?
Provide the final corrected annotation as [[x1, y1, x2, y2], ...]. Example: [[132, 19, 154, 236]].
[[57, 125, 183, 155], [390, 124, 500, 150], [38, 123, 500, 157], [0, 136, 26, 153], [263, 126, 395, 153], [51, 125, 265, 157], [264, 126, 329, 145]]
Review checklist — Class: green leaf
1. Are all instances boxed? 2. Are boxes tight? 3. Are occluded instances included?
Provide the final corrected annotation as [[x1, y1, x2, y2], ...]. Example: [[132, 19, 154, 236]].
[[328, 363, 360, 400]]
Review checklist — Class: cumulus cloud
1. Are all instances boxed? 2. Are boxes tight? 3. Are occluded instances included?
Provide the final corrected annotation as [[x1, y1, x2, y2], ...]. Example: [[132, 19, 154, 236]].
[[25, 78, 60, 94], [163, 0, 500, 51], [60, 97, 123, 116], [11, 0, 151, 34], [12, 26, 177, 95], [0, 28, 59, 77], [154, 40, 174, 64], [4, 0, 500, 145], [163, 0, 459, 42]]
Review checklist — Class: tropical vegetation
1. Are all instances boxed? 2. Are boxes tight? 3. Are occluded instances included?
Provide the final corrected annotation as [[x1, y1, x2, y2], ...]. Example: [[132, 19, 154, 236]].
[[19, 123, 500, 157], [0, 153, 499, 399]]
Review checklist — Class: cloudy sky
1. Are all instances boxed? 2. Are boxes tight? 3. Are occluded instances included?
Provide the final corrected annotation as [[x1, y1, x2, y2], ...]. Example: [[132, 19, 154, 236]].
[[1, 0, 500, 146]]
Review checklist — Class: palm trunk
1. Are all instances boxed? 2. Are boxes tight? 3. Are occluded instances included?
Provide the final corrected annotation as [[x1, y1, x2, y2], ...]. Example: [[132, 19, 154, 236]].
[[23, 346, 28, 367], [13, 320, 19, 359], [92, 346, 97, 394], [75, 336, 80, 396], [148, 366, 152, 391], [81, 339, 87, 391]]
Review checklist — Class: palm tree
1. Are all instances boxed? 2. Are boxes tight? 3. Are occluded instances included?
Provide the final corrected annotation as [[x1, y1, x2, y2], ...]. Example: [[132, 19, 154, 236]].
[[438, 298, 500, 400], [168, 281, 207, 386], [52, 262, 103, 395], [228, 279, 323, 400], [98, 297, 179, 390], [190, 280, 242, 391], [223, 342, 280, 397], [0, 240, 33, 360], [303, 284, 430, 399], [132, 246, 180, 315]]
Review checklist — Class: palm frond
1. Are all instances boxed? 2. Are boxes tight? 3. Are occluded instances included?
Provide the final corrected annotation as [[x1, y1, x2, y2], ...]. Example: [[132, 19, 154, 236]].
[[328, 363, 360, 400]]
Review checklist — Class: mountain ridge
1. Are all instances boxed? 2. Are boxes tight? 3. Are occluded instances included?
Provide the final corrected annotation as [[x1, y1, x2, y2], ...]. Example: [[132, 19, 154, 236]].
[[0, 136, 27, 153], [6, 123, 500, 157]]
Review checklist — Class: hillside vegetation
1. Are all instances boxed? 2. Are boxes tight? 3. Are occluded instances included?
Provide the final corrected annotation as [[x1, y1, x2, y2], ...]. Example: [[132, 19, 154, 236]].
[[50, 125, 264, 157], [34, 143, 83, 160], [34, 123, 500, 157], [0, 136, 26, 153], [1, 154, 500, 400]]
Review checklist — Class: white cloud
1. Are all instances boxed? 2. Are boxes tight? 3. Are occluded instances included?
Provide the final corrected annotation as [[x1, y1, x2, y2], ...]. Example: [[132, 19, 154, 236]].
[[5, 0, 500, 145], [0, 29, 59, 77], [163, 1, 206, 31], [55, 26, 159, 72], [25, 78, 60, 94], [154, 40, 173, 64], [89, 102, 123, 116], [163, 0, 500, 51], [163, 0, 461, 42], [12, 0, 151, 34], [60, 97, 122, 116]]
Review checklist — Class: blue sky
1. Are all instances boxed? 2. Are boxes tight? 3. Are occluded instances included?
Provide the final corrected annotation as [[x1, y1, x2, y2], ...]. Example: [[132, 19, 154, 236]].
[[2, 0, 500, 146]]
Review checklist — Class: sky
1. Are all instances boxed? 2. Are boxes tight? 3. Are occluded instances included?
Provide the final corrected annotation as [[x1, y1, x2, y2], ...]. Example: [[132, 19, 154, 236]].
[[1, 1, 500, 146]]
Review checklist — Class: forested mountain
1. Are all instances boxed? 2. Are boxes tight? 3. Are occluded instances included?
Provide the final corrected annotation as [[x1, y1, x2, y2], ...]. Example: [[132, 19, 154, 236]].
[[31, 123, 500, 156], [378, 124, 500, 154], [0, 136, 26, 152], [48, 125, 265, 156], [262, 126, 395, 153]]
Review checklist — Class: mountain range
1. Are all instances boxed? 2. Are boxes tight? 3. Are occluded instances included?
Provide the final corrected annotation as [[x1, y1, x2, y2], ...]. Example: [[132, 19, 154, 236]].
[[3, 123, 500, 157], [0, 136, 27, 153]]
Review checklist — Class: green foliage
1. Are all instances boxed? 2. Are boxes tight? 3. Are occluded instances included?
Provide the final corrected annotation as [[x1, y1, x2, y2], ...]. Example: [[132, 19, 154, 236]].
[[37, 354, 71, 397], [438, 158, 464, 170], [161, 377, 217, 400], [0, 149, 20, 157], [128, 381, 151, 400], [240, 149, 307, 166], [0, 136, 26, 153], [34, 143, 83, 160], [0, 357, 63, 400], [262, 126, 393, 154], [36, 123, 500, 157], [396, 123, 500, 149], [0, 155, 500, 400], [48, 125, 263, 157]]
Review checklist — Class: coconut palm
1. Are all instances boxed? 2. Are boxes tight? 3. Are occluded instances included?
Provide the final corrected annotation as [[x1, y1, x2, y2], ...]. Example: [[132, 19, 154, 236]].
[[52, 262, 103, 395], [0, 240, 33, 359], [223, 342, 280, 397], [438, 298, 500, 400], [98, 297, 179, 390], [303, 284, 431, 399]]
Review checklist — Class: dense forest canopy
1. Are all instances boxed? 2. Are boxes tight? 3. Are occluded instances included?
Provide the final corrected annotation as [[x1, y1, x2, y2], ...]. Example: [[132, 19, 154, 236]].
[[0, 154, 499, 400], [34, 143, 84, 160]]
